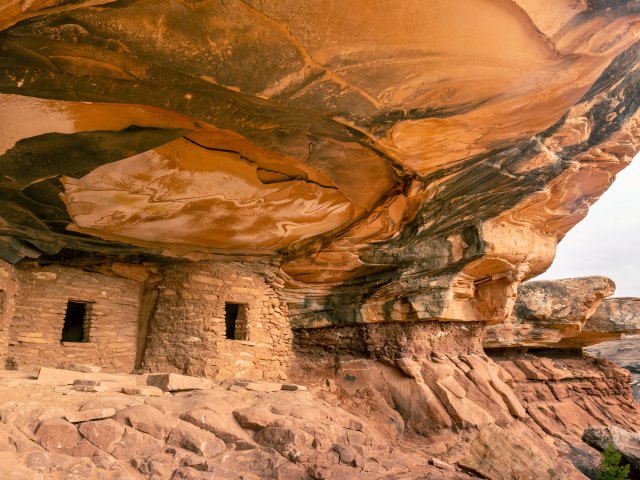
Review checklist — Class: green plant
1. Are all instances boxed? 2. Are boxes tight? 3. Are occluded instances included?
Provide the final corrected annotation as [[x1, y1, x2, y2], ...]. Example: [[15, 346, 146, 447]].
[[596, 443, 630, 480]]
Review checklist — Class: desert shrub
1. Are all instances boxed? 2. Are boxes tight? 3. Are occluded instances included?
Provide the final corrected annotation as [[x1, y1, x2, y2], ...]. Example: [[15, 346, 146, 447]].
[[596, 443, 630, 480]]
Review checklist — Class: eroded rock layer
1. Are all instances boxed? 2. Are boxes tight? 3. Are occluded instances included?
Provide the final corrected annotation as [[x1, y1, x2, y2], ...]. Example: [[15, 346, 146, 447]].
[[485, 277, 640, 348], [0, 0, 639, 327], [577, 298, 640, 346], [292, 322, 640, 478]]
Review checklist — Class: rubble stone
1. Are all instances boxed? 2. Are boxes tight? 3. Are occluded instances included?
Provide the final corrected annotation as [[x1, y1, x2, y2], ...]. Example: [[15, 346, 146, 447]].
[[122, 386, 163, 397]]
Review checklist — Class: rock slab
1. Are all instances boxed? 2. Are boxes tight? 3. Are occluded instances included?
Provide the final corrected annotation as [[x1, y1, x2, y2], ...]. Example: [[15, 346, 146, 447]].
[[68, 364, 102, 373], [122, 386, 163, 397], [65, 408, 116, 423], [147, 373, 213, 392], [459, 423, 563, 480]]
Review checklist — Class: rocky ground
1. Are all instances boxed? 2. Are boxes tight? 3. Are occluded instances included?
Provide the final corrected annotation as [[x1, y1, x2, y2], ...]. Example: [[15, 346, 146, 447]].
[[2, 348, 640, 479], [0, 368, 478, 480]]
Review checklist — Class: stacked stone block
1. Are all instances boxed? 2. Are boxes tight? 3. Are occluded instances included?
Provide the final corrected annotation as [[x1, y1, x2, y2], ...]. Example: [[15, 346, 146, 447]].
[[0, 259, 18, 366], [7, 265, 141, 372], [143, 261, 291, 381]]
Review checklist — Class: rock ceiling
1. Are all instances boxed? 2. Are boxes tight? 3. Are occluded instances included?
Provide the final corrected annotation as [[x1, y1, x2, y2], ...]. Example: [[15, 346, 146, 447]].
[[0, 0, 639, 326]]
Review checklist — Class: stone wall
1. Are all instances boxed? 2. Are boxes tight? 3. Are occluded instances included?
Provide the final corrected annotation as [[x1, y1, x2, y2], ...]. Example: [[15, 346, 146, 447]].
[[7, 264, 142, 372], [143, 261, 291, 381], [0, 260, 18, 366]]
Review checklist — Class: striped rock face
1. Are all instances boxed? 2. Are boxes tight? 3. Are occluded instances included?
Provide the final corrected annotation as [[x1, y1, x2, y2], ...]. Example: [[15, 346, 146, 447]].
[[0, 0, 639, 327]]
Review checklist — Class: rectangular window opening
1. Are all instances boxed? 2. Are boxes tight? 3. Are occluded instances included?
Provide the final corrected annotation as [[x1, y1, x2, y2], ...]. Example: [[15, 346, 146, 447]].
[[225, 303, 248, 340], [60, 301, 91, 343]]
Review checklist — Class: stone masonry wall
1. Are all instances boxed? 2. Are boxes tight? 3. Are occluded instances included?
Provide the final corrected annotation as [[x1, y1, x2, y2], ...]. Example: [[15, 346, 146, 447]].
[[143, 261, 291, 381], [0, 260, 18, 367], [7, 264, 142, 372]]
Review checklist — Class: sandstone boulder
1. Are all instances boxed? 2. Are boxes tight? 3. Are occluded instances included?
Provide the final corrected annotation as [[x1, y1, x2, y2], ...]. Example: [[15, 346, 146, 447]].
[[24, 451, 50, 471], [33, 418, 81, 454], [111, 427, 164, 462], [180, 408, 255, 449], [78, 419, 125, 453], [92, 450, 117, 470], [232, 406, 280, 431], [166, 422, 225, 458], [115, 405, 178, 441], [332, 444, 359, 466], [70, 438, 99, 458], [459, 423, 566, 480], [171, 467, 215, 480], [567, 445, 600, 479], [485, 277, 617, 348], [583, 425, 640, 470], [255, 425, 313, 457]]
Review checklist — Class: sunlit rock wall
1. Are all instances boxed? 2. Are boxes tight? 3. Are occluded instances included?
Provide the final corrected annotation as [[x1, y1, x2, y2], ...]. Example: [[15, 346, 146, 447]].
[[0, 1, 638, 331]]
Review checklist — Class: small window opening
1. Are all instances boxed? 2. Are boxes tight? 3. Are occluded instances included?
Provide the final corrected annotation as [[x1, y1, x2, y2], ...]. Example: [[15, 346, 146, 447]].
[[225, 303, 248, 340], [61, 301, 90, 343]]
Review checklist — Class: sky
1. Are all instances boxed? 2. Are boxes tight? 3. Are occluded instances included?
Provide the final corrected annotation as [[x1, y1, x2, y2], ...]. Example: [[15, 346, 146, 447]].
[[537, 152, 640, 297]]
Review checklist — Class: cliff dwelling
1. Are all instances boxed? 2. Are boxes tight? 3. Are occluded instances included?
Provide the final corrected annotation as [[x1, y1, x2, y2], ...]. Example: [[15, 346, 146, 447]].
[[0, 260, 292, 381], [5, 264, 141, 372], [60, 301, 91, 343], [0, 1, 639, 479]]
